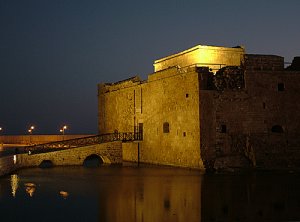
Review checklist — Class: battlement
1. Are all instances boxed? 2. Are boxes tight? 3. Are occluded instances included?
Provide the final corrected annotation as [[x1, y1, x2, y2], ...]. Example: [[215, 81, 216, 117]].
[[244, 54, 284, 71], [98, 76, 142, 94]]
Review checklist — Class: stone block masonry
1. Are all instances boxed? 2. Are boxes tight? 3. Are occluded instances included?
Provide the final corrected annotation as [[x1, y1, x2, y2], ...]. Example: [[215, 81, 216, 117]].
[[99, 44, 300, 171], [0, 141, 122, 176], [99, 67, 205, 169], [0, 155, 19, 176]]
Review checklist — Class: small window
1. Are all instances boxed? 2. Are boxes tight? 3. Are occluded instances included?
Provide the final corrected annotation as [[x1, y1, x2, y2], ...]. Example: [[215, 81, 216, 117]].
[[278, 83, 285, 91], [263, 102, 266, 109], [186, 93, 189, 98], [271, 125, 284, 133], [221, 124, 227, 133], [183, 132, 186, 137], [163, 122, 170, 133]]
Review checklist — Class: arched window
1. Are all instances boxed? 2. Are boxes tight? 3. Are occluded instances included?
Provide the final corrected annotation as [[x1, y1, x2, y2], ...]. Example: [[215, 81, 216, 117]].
[[271, 125, 284, 133], [163, 122, 170, 133]]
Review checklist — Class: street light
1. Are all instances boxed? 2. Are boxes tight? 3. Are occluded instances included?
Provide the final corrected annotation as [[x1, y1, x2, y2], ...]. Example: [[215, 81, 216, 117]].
[[28, 126, 35, 144], [28, 126, 35, 134], [0, 127, 2, 147], [60, 125, 68, 140]]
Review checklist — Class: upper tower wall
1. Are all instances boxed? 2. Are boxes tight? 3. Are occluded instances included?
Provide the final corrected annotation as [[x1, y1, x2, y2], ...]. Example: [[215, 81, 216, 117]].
[[153, 45, 245, 73], [244, 54, 284, 71]]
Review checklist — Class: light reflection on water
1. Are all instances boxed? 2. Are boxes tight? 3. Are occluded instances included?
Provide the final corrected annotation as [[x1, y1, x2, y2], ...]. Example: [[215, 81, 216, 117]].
[[0, 166, 300, 222], [10, 174, 18, 198]]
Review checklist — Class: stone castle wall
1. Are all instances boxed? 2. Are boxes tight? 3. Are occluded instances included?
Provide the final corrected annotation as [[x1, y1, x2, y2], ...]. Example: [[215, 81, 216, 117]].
[[98, 67, 204, 169], [200, 69, 300, 170], [98, 45, 300, 171]]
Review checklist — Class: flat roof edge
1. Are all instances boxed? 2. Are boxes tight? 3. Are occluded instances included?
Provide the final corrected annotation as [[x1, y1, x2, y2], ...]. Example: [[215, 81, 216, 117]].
[[154, 45, 245, 64]]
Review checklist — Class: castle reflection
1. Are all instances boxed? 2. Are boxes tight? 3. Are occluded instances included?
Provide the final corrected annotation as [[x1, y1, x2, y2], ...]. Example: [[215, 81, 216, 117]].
[[2, 167, 300, 222], [97, 172, 201, 222]]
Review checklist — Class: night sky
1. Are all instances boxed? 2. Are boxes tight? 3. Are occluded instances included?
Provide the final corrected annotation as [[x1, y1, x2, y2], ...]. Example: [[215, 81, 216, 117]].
[[0, 0, 299, 135]]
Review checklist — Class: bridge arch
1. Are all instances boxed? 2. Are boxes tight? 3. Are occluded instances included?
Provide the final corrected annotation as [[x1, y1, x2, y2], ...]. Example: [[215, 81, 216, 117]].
[[39, 160, 54, 168], [83, 154, 104, 167]]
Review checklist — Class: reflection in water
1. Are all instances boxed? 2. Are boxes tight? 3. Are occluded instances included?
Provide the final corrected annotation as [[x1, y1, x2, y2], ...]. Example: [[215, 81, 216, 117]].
[[100, 171, 201, 222], [59, 191, 69, 199], [24, 183, 36, 197], [10, 174, 19, 197], [202, 172, 300, 222], [1, 166, 300, 222]]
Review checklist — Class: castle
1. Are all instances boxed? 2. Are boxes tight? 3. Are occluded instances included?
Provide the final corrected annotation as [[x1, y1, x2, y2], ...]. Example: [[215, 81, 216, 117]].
[[98, 44, 300, 170]]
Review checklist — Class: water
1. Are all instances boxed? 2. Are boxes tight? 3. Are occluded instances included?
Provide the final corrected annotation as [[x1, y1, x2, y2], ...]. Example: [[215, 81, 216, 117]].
[[0, 165, 300, 222]]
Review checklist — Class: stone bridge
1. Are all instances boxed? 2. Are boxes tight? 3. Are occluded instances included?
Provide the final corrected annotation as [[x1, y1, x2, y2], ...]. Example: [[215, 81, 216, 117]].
[[0, 132, 142, 176], [0, 141, 122, 176]]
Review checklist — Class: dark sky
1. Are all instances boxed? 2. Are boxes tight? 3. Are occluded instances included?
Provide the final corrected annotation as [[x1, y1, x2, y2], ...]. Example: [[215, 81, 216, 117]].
[[0, 0, 299, 135]]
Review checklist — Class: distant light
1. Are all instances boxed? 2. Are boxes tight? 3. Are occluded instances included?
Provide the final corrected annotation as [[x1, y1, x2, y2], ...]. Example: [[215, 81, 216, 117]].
[[60, 125, 68, 135], [59, 191, 69, 199], [13, 155, 17, 164], [30, 126, 35, 130]]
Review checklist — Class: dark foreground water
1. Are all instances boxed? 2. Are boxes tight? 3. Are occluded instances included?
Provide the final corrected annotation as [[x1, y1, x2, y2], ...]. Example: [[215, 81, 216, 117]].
[[0, 165, 300, 222]]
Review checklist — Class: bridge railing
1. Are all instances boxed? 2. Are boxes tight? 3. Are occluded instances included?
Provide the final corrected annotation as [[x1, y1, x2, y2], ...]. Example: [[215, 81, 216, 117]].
[[25, 132, 142, 155]]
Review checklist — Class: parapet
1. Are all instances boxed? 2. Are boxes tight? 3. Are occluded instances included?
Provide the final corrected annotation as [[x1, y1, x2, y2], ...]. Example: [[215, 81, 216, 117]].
[[153, 44, 245, 73], [98, 76, 142, 94], [244, 54, 284, 71]]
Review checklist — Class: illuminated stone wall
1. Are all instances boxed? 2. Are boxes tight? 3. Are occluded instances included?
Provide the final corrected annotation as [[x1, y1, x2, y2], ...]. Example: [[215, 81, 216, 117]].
[[122, 142, 139, 162], [154, 45, 245, 73], [200, 67, 300, 170], [0, 155, 18, 176], [17, 141, 122, 168], [98, 46, 300, 171], [98, 67, 204, 169], [0, 141, 122, 176]]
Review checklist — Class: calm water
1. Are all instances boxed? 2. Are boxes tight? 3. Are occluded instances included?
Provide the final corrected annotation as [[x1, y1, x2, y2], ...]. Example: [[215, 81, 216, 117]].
[[0, 165, 300, 222]]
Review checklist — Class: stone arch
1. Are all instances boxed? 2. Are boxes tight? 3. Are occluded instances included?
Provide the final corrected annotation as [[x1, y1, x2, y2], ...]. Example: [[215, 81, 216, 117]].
[[83, 154, 104, 167], [39, 160, 54, 168]]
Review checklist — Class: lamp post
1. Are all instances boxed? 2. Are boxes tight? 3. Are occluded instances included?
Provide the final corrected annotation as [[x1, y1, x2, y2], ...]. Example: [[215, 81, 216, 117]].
[[28, 126, 35, 144], [0, 127, 3, 148], [60, 125, 67, 140]]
